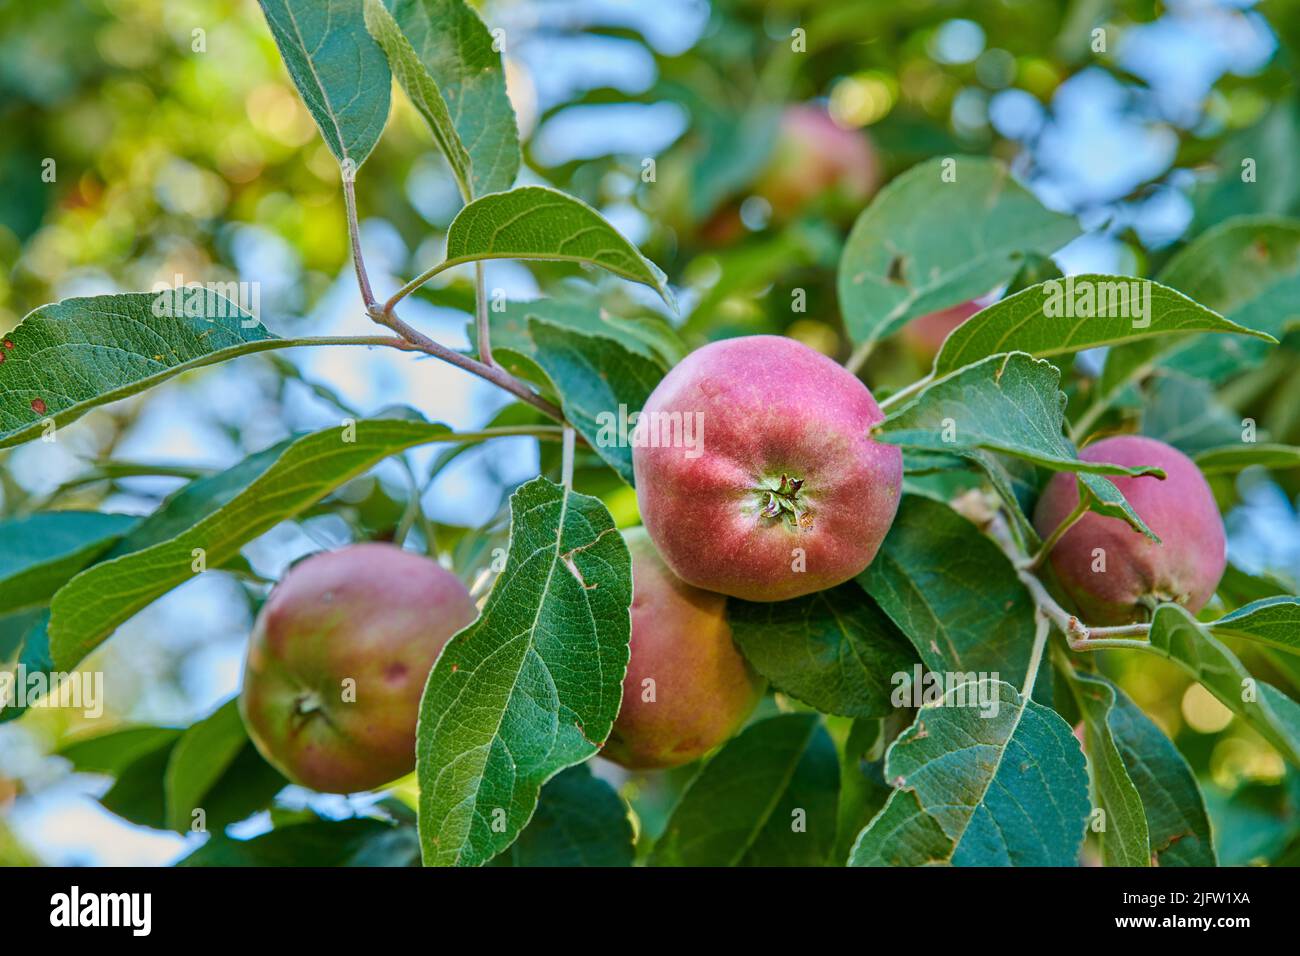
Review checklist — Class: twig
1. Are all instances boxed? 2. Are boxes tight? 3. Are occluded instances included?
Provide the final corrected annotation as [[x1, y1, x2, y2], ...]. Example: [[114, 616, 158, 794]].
[[343, 177, 376, 310], [561, 426, 576, 490], [475, 262, 493, 367], [1021, 612, 1052, 699], [365, 306, 564, 422], [878, 371, 934, 411], [844, 339, 874, 376], [383, 260, 454, 316], [339, 174, 566, 426], [986, 510, 1151, 650]]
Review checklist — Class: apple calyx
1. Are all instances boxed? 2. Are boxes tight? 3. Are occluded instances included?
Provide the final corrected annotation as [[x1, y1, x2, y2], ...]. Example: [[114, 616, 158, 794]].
[[757, 473, 811, 529]]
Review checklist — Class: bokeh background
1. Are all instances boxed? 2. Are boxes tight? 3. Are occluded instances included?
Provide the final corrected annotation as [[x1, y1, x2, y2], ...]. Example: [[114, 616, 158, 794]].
[[2, 0, 1299, 865]]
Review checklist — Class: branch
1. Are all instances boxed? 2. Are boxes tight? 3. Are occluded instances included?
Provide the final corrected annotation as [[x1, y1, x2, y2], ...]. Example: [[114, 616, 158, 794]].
[[339, 176, 565, 425], [364, 305, 564, 422], [343, 177, 376, 310], [475, 262, 493, 368], [986, 509, 1151, 650], [878, 371, 934, 411]]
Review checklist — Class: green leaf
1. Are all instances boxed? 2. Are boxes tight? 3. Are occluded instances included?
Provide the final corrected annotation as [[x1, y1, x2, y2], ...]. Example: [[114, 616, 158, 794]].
[[0, 512, 137, 612], [61, 711, 285, 834], [443, 186, 674, 307], [1145, 603, 1300, 765], [48, 419, 455, 669], [492, 764, 633, 867], [164, 698, 287, 833], [0, 293, 282, 449], [1210, 596, 1300, 655], [416, 477, 631, 867], [878, 353, 1164, 477], [833, 717, 904, 865], [383, 0, 519, 197], [1095, 673, 1216, 866], [1096, 218, 1300, 406], [0, 611, 53, 724], [1156, 216, 1300, 382], [257, 0, 391, 169], [933, 276, 1270, 376], [363, 0, 472, 198], [848, 787, 954, 866], [859, 496, 1039, 688], [1061, 669, 1151, 866], [527, 320, 665, 485], [1077, 472, 1159, 543], [1218, 562, 1296, 611], [60, 726, 183, 777], [1194, 443, 1300, 475], [837, 156, 1080, 348], [1141, 372, 1245, 456], [651, 714, 839, 867], [179, 816, 420, 866], [849, 680, 1089, 866], [729, 584, 918, 718], [471, 295, 684, 371], [106, 439, 298, 558]]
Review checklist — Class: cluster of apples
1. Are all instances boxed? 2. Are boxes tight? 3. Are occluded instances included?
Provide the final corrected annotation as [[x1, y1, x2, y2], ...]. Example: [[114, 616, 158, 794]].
[[239, 330, 1226, 793], [238, 109, 1227, 793]]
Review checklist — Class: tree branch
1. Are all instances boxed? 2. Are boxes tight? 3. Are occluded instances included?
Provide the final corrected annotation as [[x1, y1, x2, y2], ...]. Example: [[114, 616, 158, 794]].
[[986, 509, 1151, 650], [340, 177, 566, 427]]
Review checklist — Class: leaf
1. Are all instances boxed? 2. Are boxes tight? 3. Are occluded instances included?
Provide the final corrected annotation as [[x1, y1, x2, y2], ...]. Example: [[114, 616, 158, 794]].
[[847, 787, 954, 866], [257, 0, 391, 169], [651, 714, 839, 867], [850, 680, 1089, 866], [106, 439, 298, 558], [362, 0, 471, 198], [1095, 674, 1216, 866], [1061, 669, 1151, 866], [0, 611, 52, 724], [164, 698, 287, 833], [416, 477, 631, 867], [1155, 216, 1300, 382], [179, 817, 420, 867], [729, 584, 918, 718], [383, 0, 519, 197], [1218, 562, 1296, 611], [1210, 596, 1300, 655], [48, 419, 455, 669], [0, 512, 137, 612], [833, 717, 904, 865], [1144, 603, 1300, 765], [471, 294, 683, 371], [859, 496, 1038, 688], [878, 353, 1164, 477], [1141, 372, 1246, 456], [837, 156, 1080, 348], [526, 320, 665, 485], [1194, 443, 1300, 475], [0, 293, 283, 449], [933, 276, 1270, 376], [60, 726, 183, 777], [491, 764, 633, 867], [1096, 217, 1300, 406], [443, 186, 674, 307], [1077, 472, 1159, 543]]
